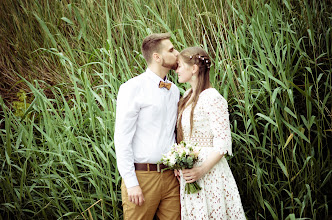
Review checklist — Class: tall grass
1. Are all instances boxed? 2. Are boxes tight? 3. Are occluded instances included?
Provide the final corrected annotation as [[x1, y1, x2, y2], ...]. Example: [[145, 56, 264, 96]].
[[0, 0, 331, 219]]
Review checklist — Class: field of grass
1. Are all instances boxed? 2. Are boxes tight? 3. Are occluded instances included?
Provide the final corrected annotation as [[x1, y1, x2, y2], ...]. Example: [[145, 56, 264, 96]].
[[0, 0, 331, 219]]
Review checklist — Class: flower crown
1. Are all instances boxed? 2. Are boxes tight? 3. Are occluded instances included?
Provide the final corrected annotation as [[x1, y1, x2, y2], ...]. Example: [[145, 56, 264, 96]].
[[189, 54, 211, 69]]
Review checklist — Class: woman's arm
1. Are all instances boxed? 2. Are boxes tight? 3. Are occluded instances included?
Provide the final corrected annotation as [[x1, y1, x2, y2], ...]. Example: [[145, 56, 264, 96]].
[[183, 90, 231, 183]]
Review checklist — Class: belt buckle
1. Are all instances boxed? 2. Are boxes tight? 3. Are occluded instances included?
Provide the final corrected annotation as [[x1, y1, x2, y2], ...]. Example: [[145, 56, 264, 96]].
[[157, 164, 160, 172]]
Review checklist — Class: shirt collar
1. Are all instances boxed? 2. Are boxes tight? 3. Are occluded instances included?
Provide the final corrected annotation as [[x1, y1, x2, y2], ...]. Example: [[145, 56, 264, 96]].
[[145, 68, 171, 85]]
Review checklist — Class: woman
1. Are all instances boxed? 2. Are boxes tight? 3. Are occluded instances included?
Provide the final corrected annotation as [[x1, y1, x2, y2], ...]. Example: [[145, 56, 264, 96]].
[[175, 46, 246, 219]]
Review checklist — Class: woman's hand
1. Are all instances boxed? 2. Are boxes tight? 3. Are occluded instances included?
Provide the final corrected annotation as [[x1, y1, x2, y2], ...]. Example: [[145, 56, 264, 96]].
[[182, 151, 225, 183], [182, 167, 206, 183]]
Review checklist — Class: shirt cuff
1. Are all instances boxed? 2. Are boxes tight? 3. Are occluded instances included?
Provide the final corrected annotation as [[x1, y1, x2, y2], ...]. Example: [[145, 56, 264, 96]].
[[123, 175, 139, 188]]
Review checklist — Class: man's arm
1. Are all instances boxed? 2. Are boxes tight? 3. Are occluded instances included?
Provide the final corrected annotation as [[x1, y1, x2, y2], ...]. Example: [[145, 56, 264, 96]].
[[114, 83, 145, 206]]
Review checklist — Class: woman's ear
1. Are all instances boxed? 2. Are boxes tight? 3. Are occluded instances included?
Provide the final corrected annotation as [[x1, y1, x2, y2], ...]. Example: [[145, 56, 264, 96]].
[[192, 64, 199, 74]]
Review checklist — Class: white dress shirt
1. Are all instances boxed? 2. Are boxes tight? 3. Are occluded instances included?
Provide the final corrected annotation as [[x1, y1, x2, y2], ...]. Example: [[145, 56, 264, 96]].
[[114, 68, 180, 188]]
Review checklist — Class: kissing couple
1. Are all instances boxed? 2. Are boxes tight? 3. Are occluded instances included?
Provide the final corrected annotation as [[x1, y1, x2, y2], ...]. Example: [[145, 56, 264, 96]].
[[114, 33, 246, 219]]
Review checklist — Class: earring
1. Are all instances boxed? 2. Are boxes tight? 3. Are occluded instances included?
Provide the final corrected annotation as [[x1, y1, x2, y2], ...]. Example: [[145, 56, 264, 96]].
[[191, 75, 197, 81]]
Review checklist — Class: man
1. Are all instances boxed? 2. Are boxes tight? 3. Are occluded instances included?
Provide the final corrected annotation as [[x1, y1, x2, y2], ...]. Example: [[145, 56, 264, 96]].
[[114, 33, 181, 220]]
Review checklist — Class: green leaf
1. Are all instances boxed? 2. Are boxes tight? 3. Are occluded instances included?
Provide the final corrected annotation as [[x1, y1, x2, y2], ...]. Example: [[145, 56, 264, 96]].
[[276, 157, 289, 178], [264, 200, 278, 220], [257, 113, 278, 127]]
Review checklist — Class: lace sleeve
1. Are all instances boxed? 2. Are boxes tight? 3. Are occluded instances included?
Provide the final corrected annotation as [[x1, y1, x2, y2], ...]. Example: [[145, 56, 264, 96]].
[[207, 92, 233, 156]]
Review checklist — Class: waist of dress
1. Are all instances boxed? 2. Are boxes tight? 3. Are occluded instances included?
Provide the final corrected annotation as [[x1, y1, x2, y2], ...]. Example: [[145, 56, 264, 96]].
[[184, 135, 214, 147]]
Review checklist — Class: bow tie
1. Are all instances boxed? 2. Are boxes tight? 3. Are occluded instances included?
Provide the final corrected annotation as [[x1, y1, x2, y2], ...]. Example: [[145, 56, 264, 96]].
[[159, 81, 172, 90]]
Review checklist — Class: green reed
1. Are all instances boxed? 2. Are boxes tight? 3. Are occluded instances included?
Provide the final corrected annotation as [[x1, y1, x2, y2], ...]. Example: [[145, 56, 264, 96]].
[[0, 0, 331, 219]]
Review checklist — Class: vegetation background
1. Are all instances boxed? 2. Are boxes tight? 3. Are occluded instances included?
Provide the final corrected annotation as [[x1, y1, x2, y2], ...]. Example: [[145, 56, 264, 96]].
[[0, 0, 331, 219]]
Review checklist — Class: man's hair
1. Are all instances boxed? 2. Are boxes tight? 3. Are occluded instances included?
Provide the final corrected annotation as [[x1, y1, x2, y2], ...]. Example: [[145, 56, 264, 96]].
[[141, 33, 171, 64]]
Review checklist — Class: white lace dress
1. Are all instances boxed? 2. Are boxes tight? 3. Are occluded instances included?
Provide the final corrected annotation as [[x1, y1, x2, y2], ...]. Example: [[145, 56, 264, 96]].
[[179, 88, 246, 220]]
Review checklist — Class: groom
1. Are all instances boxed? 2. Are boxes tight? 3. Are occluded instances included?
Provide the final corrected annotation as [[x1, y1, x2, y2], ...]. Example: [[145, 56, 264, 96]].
[[114, 33, 181, 220]]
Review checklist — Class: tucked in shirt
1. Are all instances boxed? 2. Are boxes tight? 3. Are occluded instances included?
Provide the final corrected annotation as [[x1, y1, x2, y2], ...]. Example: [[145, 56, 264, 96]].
[[114, 68, 180, 188]]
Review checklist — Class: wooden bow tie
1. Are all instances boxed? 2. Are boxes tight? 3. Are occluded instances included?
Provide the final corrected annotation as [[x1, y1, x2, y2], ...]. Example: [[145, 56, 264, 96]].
[[159, 81, 172, 90]]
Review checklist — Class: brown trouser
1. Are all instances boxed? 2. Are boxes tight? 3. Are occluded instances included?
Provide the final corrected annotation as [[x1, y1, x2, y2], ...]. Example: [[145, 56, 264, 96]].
[[121, 170, 181, 220]]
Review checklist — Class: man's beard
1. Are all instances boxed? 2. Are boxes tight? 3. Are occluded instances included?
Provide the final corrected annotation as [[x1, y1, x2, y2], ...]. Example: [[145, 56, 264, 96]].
[[162, 59, 178, 70]]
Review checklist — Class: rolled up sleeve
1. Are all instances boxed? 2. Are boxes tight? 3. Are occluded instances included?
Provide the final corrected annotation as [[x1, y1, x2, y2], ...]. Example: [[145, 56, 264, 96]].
[[208, 94, 233, 156]]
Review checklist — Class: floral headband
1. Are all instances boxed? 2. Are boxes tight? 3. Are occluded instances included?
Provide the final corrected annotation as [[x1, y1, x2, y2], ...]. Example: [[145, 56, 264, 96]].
[[189, 55, 211, 69]]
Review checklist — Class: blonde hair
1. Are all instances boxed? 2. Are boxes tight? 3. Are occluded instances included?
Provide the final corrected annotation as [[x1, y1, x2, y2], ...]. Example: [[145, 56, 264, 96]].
[[141, 33, 171, 64], [177, 46, 212, 143]]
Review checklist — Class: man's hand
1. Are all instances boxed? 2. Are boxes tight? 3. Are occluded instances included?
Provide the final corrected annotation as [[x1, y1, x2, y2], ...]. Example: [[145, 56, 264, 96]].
[[174, 169, 180, 182], [127, 185, 145, 206]]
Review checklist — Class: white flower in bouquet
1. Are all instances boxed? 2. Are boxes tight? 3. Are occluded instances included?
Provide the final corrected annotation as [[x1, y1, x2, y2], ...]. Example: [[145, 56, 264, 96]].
[[169, 154, 177, 166], [158, 141, 201, 194]]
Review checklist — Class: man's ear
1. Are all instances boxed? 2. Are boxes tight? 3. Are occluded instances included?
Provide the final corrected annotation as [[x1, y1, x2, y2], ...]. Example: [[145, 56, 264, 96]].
[[153, 52, 161, 63]]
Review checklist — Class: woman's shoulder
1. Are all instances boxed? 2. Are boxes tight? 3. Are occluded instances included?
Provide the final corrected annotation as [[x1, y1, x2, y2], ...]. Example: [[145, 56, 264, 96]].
[[183, 88, 192, 98], [200, 88, 227, 105], [200, 88, 223, 99]]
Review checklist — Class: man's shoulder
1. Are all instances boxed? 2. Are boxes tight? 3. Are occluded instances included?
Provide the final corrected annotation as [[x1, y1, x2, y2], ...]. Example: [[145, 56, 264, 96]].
[[119, 73, 146, 90], [170, 81, 179, 90], [169, 82, 180, 98]]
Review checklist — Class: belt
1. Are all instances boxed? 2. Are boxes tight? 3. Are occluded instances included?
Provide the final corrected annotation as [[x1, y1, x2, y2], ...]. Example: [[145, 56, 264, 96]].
[[134, 163, 168, 172]]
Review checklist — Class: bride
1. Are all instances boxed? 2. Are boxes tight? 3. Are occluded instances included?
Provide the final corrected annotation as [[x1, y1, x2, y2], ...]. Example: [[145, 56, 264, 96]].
[[175, 46, 246, 219]]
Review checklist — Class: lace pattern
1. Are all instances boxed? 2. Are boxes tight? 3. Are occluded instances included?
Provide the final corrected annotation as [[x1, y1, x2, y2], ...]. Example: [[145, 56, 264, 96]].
[[180, 88, 246, 220]]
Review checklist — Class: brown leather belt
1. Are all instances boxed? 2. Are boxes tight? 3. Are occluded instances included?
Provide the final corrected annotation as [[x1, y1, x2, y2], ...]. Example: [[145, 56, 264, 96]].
[[134, 163, 168, 172]]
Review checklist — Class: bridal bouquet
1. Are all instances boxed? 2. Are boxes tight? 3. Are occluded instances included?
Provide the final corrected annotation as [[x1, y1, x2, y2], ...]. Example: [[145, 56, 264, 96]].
[[159, 141, 201, 194]]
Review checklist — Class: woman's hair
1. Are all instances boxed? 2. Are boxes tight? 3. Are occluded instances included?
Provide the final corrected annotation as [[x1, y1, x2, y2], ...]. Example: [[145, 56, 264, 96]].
[[177, 46, 211, 143]]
